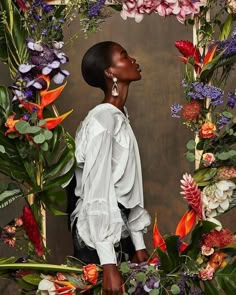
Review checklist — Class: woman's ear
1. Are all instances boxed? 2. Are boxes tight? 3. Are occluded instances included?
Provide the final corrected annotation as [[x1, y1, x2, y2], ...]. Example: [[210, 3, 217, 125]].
[[104, 67, 114, 79]]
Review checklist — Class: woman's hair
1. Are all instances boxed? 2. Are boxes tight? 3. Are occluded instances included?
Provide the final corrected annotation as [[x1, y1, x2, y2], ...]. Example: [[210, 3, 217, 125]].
[[81, 41, 117, 91]]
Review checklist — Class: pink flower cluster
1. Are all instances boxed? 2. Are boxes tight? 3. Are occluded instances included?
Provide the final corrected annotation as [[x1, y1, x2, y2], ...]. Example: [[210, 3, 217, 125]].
[[120, 0, 204, 23]]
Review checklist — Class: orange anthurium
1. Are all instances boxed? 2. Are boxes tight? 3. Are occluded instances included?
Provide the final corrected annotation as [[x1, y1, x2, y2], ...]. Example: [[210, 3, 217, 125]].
[[5, 115, 20, 135], [203, 45, 217, 66], [153, 216, 166, 250], [175, 209, 196, 239], [43, 110, 73, 130], [20, 82, 67, 119]]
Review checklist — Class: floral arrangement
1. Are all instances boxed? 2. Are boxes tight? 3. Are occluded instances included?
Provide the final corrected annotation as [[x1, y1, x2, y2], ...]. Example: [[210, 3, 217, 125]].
[[1, 0, 236, 295]]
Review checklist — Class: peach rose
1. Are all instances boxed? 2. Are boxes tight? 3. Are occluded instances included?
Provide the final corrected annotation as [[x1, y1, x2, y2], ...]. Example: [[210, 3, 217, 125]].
[[199, 122, 217, 138], [83, 264, 98, 285], [198, 264, 215, 280], [208, 251, 227, 270], [202, 153, 215, 167]]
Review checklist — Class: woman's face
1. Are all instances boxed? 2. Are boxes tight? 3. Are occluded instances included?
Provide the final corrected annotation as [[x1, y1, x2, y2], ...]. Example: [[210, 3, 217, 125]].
[[109, 44, 141, 82]]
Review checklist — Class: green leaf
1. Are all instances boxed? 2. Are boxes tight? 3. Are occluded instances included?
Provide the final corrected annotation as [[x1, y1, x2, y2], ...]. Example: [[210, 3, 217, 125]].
[[170, 284, 180, 294], [0, 145, 6, 153], [216, 152, 230, 160], [15, 121, 30, 134], [135, 272, 145, 282], [165, 235, 180, 269], [119, 262, 130, 274], [0, 0, 28, 78], [0, 85, 10, 117], [42, 129, 53, 140], [155, 248, 171, 272], [193, 168, 217, 183], [28, 126, 41, 134], [40, 141, 49, 151], [33, 133, 46, 144], [0, 188, 22, 208], [186, 139, 196, 150], [150, 289, 159, 295], [22, 273, 42, 286], [203, 281, 221, 295], [220, 14, 233, 40], [0, 262, 82, 273], [186, 151, 195, 162], [222, 111, 233, 118]]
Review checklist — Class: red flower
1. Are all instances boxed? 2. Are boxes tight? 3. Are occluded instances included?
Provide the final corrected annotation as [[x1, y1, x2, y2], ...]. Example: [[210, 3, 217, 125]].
[[202, 228, 236, 248], [180, 173, 204, 219], [22, 206, 43, 257], [83, 264, 98, 285], [15, 0, 27, 12], [175, 209, 196, 239], [175, 40, 201, 73], [182, 100, 201, 121], [153, 216, 166, 250]]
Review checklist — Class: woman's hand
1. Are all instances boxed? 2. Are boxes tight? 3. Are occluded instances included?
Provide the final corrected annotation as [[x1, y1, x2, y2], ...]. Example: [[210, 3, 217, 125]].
[[132, 249, 149, 263], [102, 264, 125, 295]]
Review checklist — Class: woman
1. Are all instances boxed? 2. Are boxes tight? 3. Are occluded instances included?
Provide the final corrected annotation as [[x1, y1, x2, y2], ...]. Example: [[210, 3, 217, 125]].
[[70, 41, 151, 295]]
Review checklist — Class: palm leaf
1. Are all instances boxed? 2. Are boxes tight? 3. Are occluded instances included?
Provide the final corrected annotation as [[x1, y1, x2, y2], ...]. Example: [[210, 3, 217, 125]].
[[0, 0, 28, 78], [0, 85, 11, 119], [0, 188, 22, 208]]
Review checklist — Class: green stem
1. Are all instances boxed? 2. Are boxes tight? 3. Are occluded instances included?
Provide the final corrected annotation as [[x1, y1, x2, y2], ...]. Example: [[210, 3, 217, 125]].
[[0, 263, 83, 273]]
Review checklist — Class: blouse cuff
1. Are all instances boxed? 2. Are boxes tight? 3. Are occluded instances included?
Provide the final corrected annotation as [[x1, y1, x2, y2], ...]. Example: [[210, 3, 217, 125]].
[[95, 241, 117, 265], [130, 231, 146, 251]]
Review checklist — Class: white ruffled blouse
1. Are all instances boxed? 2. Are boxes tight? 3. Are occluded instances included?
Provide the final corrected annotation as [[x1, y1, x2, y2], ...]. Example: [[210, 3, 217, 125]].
[[71, 103, 151, 265]]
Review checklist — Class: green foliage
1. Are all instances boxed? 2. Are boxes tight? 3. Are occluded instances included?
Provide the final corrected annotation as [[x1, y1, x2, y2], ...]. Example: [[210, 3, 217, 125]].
[[0, 0, 28, 78]]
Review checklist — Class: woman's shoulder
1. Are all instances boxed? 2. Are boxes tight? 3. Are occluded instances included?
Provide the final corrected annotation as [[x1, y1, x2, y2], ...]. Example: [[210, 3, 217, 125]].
[[82, 103, 128, 134]]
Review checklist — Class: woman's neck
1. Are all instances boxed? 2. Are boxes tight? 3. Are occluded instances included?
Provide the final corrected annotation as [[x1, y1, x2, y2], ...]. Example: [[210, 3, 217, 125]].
[[103, 83, 129, 111]]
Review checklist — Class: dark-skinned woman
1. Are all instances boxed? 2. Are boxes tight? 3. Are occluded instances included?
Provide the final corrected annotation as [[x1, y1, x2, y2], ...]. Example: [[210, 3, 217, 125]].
[[70, 41, 151, 295]]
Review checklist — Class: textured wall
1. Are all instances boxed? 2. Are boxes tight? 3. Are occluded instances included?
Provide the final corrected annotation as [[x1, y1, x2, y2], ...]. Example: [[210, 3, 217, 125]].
[[1, 9, 235, 295]]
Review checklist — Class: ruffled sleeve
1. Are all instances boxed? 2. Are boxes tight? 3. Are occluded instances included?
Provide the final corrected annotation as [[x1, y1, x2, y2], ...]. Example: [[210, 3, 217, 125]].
[[74, 116, 123, 265], [127, 206, 151, 251]]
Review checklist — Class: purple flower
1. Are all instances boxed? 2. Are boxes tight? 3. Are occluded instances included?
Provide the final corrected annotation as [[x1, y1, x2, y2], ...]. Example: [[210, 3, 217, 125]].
[[227, 92, 236, 108], [171, 103, 183, 118], [217, 114, 231, 129], [88, 0, 106, 17], [42, 3, 54, 13], [188, 82, 224, 105], [22, 114, 31, 121], [189, 286, 203, 295], [143, 277, 160, 292]]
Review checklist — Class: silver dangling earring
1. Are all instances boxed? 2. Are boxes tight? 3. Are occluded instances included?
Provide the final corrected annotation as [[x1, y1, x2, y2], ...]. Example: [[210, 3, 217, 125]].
[[112, 77, 119, 97]]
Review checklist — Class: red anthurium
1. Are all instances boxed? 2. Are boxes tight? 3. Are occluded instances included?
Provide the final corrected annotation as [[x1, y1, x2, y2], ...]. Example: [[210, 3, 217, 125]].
[[175, 209, 196, 239], [5, 115, 19, 135], [175, 40, 201, 73], [43, 110, 73, 130], [153, 216, 166, 250]]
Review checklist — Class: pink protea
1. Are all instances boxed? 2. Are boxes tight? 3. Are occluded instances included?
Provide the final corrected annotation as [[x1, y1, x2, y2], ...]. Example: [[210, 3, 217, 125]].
[[180, 173, 204, 219]]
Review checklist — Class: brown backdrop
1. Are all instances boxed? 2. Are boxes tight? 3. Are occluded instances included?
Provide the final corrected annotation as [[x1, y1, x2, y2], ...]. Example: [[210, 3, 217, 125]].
[[0, 10, 235, 294]]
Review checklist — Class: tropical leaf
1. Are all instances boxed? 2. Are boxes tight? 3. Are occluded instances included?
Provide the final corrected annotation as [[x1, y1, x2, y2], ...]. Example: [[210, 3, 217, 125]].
[[0, 85, 10, 118], [165, 235, 180, 270], [0, 261, 83, 273], [0, 19, 8, 63], [0, 0, 28, 78], [0, 188, 22, 208]]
